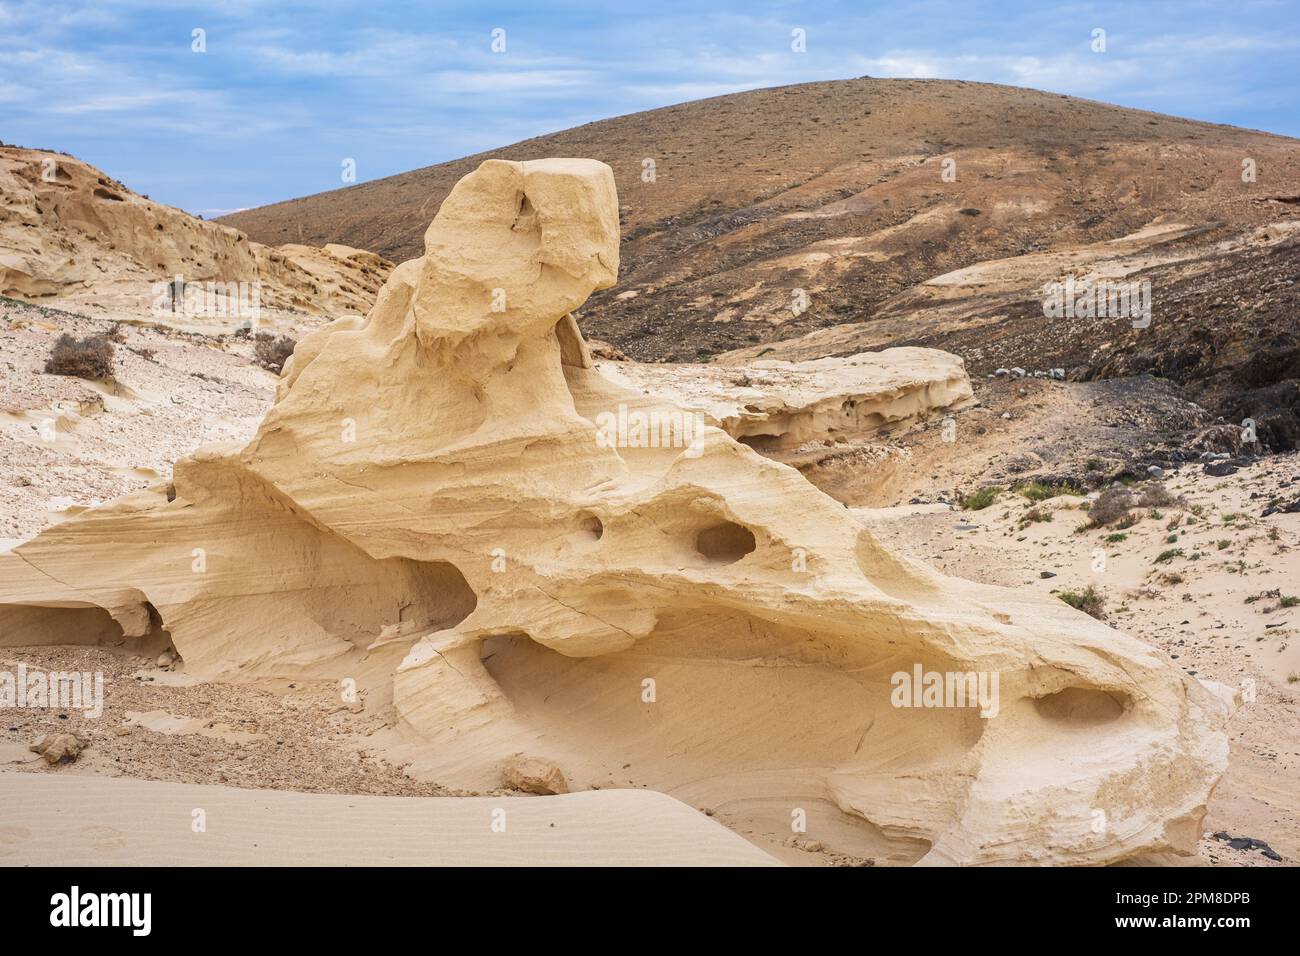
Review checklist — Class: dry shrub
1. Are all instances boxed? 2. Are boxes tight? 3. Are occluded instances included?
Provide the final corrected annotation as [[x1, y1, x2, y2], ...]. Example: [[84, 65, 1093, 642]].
[[1138, 481, 1184, 509], [1057, 585, 1106, 620], [1085, 486, 1135, 528], [254, 332, 296, 374], [44, 333, 114, 379]]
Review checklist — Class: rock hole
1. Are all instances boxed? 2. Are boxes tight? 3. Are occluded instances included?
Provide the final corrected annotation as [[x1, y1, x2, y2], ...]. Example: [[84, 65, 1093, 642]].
[[512, 192, 537, 232], [695, 521, 756, 564], [578, 512, 603, 541], [1034, 686, 1128, 724]]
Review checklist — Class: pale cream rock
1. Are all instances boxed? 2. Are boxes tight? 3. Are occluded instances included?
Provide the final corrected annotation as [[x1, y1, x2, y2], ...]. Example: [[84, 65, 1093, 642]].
[[0, 145, 392, 321], [502, 755, 570, 795], [595, 347, 973, 451], [29, 733, 87, 765], [0, 157, 1233, 866]]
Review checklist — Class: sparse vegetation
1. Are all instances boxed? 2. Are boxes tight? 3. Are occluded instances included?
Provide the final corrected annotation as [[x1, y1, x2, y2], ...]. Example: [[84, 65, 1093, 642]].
[[959, 486, 1000, 511], [1057, 586, 1106, 619], [1014, 480, 1084, 501], [1082, 486, 1135, 529], [254, 332, 297, 373], [44, 333, 114, 379], [1154, 548, 1184, 564], [1281, 596, 1300, 608], [1019, 506, 1052, 528], [1138, 482, 1183, 509]]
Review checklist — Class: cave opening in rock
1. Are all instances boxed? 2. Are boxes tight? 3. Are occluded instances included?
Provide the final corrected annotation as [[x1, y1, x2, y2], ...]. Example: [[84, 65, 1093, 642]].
[[695, 521, 757, 563]]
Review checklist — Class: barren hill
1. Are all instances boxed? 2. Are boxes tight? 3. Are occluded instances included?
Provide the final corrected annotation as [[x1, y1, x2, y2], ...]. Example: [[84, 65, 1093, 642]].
[[221, 77, 1300, 447], [221, 78, 1300, 341]]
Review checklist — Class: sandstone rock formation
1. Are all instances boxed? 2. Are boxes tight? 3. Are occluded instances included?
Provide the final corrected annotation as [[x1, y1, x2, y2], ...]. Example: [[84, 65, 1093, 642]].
[[0, 145, 391, 320], [0, 157, 1234, 865], [595, 347, 973, 455]]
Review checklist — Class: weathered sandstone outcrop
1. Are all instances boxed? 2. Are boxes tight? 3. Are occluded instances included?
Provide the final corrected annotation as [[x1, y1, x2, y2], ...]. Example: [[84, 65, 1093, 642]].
[[0, 145, 390, 319], [595, 348, 973, 453], [0, 157, 1233, 865]]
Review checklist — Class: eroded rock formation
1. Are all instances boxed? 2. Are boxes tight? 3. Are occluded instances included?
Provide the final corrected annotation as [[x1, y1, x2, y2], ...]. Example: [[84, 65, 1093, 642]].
[[595, 347, 973, 455], [0, 145, 391, 318], [0, 158, 1234, 865]]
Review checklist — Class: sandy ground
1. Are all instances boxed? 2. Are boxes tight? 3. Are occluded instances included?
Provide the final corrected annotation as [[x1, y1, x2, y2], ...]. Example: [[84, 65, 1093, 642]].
[[0, 773, 778, 866], [0, 298, 301, 545]]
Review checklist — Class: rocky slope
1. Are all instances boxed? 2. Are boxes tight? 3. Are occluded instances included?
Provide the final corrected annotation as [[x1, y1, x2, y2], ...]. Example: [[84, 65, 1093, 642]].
[[219, 77, 1300, 361], [0, 144, 392, 324]]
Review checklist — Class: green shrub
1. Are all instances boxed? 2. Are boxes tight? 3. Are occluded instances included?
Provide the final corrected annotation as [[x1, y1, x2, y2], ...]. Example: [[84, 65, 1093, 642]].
[[959, 486, 1000, 511]]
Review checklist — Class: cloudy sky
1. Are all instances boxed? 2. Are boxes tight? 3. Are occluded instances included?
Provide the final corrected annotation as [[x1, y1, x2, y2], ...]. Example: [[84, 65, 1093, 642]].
[[2, 0, 1297, 215]]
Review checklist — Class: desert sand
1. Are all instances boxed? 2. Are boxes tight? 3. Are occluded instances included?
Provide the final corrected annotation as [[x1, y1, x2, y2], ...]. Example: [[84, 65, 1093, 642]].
[[0, 773, 778, 866]]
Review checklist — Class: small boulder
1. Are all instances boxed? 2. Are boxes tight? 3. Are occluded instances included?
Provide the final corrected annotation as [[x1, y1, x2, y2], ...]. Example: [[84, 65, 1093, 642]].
[[1203, 461, 1238, 477], [502, 755, 569, 795], [29, 732, 87, 765]]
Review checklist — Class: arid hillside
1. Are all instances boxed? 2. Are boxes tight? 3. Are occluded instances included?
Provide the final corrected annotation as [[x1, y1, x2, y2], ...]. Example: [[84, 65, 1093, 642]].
[[220, 78, 1300, 358], [0, 144, 393, 323]]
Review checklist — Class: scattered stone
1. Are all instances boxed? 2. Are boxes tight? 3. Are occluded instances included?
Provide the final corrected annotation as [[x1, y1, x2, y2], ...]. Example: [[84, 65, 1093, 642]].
[[1212, 831, 1282, 860], [29, 732, 87, 765], [1147, 465, 1165, 479], [1203, 461, 1238, 477], [790, 837, 825, 852], [502, 755, 569, 795], [1040, 571, 1057, 579]]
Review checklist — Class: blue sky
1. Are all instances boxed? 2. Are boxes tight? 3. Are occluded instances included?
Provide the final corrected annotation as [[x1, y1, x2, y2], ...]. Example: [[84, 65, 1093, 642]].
[[2, 1, 1297, 215]]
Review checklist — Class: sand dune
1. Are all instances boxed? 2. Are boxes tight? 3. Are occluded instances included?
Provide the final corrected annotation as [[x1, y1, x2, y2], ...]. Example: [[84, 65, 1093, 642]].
[[0, 772, 778, 866]]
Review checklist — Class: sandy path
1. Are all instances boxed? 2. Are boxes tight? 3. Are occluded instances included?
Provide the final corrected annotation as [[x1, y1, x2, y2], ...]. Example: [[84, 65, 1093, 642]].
[[0, 772, 779, 866]]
